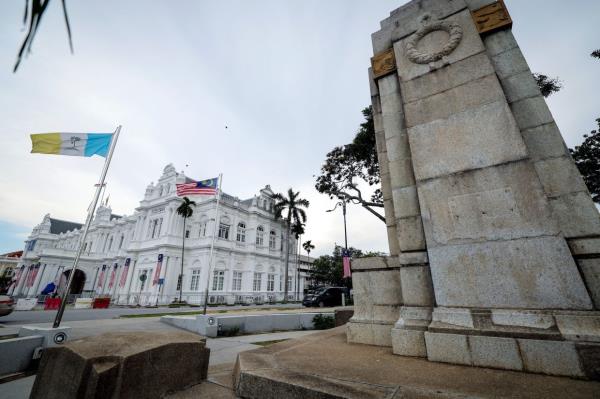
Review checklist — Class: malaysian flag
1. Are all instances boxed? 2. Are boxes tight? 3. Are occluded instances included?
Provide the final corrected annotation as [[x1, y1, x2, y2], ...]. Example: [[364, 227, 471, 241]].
[[119, 258, 131, 288], [176, 177, 218, 196], [153, 254, 163, 286], [342, 249, 352, 278]]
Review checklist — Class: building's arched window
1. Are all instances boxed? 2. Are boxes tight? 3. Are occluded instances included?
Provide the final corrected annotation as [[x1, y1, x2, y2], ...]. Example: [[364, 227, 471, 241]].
[[212, 270, 225, 291], [237, 222, 246, 242], [256, 226, 264, 246], [159, 186, 164, 196], [269, 230, 276, 249], [232, 271, 242, 291], [118, 235, 124, 250], [108, 237, 113, 251], [190, 269, 201, 291]]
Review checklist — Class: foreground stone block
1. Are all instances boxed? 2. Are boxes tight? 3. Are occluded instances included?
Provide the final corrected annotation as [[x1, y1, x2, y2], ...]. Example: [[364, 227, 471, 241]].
[[29, 331, 210, 399]]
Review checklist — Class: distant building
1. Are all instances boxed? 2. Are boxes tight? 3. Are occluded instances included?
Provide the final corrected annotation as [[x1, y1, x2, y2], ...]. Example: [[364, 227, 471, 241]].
[[10, 164, 312, 304], [0, 250, 22, 293]]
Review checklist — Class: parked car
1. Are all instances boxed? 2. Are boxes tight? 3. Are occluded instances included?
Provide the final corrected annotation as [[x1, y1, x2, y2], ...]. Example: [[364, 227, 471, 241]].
[[0, 295, 15, 317], [302, 286, 349, 307]]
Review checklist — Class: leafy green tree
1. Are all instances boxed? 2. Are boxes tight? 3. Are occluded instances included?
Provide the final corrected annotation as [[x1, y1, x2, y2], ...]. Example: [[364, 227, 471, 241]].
[[176, 196, 195, 303], [273, 189, 309, 302], [308, 245, 363, 287], [302, 240, 315, 257], [570, 118, 600, 203], [315, 107, 385, 222], [533, 73, 562, 97]]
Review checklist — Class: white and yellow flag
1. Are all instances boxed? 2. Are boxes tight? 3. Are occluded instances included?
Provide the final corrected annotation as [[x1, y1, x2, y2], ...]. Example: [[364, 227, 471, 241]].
[[30, 133, 113, 157]]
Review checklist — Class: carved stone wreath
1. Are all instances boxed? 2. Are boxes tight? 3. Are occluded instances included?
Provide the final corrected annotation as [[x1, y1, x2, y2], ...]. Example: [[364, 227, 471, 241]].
[[405, 20, 463, 65]]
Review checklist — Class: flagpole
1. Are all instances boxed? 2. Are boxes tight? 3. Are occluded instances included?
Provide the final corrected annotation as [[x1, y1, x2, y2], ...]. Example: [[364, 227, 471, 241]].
[[52, 125, 121, 328], [203, 173, 223, 315]]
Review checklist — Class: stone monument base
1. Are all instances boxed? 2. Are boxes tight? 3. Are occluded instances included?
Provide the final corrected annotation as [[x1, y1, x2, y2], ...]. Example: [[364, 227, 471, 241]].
[[391, 307, 600, 379], [30, 331, 210, 399], [233, 327, 600, 398]]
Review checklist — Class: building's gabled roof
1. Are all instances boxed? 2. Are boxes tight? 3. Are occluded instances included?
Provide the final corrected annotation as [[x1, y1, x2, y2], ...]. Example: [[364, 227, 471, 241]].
[[1, 250, 22, 258], [49, 218, 83, 234]]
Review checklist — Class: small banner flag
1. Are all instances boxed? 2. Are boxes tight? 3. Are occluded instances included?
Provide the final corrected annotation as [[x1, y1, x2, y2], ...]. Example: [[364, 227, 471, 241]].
[[97, 265, 107, 288], [108, 263, 118, 289], [176, 177, 218, 196], [11, 265, 25, 290], [25, 265, 34, 287], [342, 249, 352, 278], [153, 254, 163, 286], [120, 258, 131, 288], [30, 133, 113, 158]]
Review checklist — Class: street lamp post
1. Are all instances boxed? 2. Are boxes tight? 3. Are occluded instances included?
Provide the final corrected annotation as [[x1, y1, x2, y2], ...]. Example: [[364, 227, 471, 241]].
[[327, 201, 348, 250]]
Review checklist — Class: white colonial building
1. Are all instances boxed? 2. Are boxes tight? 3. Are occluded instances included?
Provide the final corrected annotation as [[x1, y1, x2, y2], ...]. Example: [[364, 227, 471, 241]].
[[10, 164, 310, 305]]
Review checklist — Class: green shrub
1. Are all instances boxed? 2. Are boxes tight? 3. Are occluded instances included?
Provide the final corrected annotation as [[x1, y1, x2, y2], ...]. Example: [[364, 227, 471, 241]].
[[312, 314, 335, 330]]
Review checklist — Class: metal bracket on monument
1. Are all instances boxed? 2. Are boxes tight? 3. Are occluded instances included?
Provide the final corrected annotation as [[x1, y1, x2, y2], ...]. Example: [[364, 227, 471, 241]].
[[371, 48, 396, 79], [471, 0, 512, 35]]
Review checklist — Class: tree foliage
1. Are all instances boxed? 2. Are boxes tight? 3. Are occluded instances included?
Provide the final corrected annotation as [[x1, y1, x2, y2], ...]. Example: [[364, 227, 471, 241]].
[[315, 107, 385, 222], [175, 196, 195, 303], [273, 189, 309, 300], [14, 0, 73, 72], [570, 118, 600, 203], [302, 240, 315, 256], [533, 73, 562, 98], [591, 49, 600, 59], [307, 245, 385, 287]]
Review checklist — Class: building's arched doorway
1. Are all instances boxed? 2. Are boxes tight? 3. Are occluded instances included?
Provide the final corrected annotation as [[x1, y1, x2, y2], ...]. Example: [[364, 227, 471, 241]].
[[60, 269, 86, 295]]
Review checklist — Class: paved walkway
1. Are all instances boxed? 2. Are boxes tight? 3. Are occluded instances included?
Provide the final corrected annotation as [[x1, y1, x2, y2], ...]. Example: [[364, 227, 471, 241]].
[[0, 325, 319, 398]]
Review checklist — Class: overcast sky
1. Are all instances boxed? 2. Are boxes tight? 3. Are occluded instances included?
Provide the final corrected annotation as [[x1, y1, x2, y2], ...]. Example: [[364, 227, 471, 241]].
[[0, 0, 598, 256]]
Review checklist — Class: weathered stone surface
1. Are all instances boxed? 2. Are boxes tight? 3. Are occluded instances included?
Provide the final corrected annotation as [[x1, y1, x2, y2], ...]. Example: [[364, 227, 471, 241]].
[[400, 265, 434, 306], [491, 310, 555, 329], [568, 237, 600, 256], [405, 74, 505, 128], [391, 328, 427, 357], [373, 0, 468, 53], [483, 29, 518, 57], [408, 101, 528, 181], [347, 321, 394, 347], [418, 160, 558, 247], [392, 186, 420, 218], [428, 236, 593, 309], [464, 0, 497, 10], [534, 157, 588, 198], [352, 256, 400, 271], [388, 158, 416, 189], [385, 131, 411, 162], [432, 308, 474, 328], [398, 250, 428, 265], [425, 332, 472, 365], [521, 122, 569, 161], [549, 192, 600, 238], [400, 52, 494, 103], [578, 259, 600, 309], [491, 47, 529, 79], [500, 70, 541, 103], [555, 313, 600, 342], [396, 215, 426, 251], [29, 331, 210, 399], [511, 96, 555, 130], [394, 10, 485, 82], [518, 339, 585, 377], [469, 335, 523, 371]]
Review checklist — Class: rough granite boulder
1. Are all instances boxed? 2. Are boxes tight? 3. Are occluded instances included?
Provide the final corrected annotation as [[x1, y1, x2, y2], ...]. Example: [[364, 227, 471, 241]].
[[29, 331, 210, 399]]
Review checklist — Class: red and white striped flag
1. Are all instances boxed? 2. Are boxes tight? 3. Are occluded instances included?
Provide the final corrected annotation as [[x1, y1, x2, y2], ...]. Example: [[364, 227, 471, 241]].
[[120, 258, 131, 288], [97, 265, 107, 288], [108, 264, 118, 289], [153, 254, 163, 286], [176, 177, 218, 196], [342, 249, 352, 278]]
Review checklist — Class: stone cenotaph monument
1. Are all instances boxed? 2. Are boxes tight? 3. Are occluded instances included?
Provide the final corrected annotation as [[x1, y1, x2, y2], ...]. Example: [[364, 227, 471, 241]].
[[348, 0, 600, 379]]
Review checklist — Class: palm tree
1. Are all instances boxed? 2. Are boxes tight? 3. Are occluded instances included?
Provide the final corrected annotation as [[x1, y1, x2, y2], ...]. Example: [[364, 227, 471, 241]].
[[291, 221, 305, 299], [273, 189, 309, 303], [302, 240, 315, 257], [176, 196, 195, 303]]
